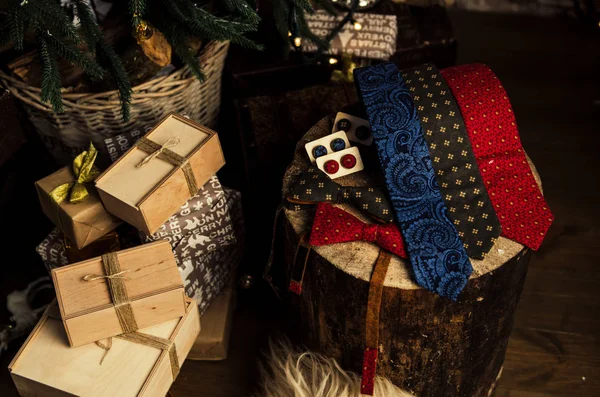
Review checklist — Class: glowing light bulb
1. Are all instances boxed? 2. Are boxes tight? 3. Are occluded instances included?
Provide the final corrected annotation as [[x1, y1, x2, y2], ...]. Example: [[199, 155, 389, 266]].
[[329, 57, 338, 65], [353, 21, 362, 30], [293, 37, 302, 48], [288, 31, 292, 37]]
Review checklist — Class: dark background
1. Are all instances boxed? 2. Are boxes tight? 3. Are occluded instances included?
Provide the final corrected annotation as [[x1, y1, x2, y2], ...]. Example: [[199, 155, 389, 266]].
[[1, 4, 599, 397]]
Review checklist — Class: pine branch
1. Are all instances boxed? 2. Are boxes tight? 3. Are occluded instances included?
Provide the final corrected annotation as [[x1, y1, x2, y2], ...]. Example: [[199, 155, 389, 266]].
[[178, 1, 262, 49], [160, 22, 205, 81], [74, 1, 102, 53], [130, 0, 147, 26], [290, 0, 314, 14], [37, 35, 63, 113], [98, 40, 133, 121], [219, 0, 261, 24], [76, 1, 132, 121], [159, 0, 192, 28], [40, 30, 104, 79], [8, 0, 26, 51], [272, 0, 290, 39], [32, 0, 81, 43]]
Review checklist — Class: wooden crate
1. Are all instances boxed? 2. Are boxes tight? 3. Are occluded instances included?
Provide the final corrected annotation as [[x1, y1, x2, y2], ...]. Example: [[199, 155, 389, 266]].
[[95, 113, 225, 235], [51, 240, 186, 347], [9, 298, 200, 397]]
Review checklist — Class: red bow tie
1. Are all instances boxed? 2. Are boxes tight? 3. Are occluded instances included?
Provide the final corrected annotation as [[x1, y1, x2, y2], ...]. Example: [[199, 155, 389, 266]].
[[310, 203, 407, 259]]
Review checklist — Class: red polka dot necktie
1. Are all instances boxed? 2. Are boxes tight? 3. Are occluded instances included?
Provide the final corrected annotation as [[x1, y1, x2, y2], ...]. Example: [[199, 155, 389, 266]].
[[441, 64, 553, 250]]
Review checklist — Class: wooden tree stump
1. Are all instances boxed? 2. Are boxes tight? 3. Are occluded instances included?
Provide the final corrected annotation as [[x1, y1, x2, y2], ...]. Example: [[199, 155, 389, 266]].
[[280, 114, 537, 397]]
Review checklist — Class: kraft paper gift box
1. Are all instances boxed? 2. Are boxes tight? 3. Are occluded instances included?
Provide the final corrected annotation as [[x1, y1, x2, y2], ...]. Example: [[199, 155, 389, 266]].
[[9, 298, 200, 397], [51, 240, 187, 347], [141, 184, 245, 314], [189, 279, 236, 360], [36, 166, 122, 249], [95, 113, 225, 235]]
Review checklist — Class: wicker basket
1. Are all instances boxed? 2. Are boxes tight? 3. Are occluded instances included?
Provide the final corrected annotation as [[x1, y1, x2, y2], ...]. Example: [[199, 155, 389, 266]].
[[0, 41, 230, 164]]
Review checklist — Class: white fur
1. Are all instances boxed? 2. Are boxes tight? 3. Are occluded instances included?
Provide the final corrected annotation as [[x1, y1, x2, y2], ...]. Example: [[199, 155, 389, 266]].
[[258, 342, 414, 397]]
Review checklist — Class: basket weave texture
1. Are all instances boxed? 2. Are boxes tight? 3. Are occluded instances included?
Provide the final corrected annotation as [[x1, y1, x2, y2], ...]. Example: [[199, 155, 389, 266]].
[[0, 41, 230, 164]]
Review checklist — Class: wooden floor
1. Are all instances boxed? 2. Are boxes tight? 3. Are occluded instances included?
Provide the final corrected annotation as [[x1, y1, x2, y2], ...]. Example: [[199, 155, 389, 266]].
[[449, 10, 600, 397], [1, 9, 599, 397]]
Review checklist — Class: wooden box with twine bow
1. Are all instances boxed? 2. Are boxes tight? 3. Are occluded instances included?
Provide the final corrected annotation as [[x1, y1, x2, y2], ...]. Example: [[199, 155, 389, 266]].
[[35, 146, 122, 250], [95, 113, 225, 235], [51, 240, 187, 347], [8, 298, 200, 397]]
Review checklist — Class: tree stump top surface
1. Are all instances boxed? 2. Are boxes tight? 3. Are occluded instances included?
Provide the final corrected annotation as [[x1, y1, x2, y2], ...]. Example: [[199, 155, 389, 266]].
[[283, 114, 538, 290]]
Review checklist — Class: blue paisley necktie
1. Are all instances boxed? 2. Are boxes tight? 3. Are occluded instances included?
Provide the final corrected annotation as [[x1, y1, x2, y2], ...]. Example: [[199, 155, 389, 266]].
[[354, 62, 473, 300]]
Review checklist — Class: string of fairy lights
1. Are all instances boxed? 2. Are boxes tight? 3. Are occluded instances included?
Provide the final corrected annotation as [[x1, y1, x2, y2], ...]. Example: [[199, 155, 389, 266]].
[[288, 0, 372, 66]]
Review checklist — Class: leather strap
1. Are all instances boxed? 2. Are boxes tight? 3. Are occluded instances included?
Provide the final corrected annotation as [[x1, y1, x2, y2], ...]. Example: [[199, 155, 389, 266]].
[[360, 251, 392, 396]]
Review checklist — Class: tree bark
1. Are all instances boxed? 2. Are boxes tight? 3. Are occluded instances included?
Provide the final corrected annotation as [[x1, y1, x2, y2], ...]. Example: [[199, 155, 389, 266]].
[[283, 214, 529, 397]]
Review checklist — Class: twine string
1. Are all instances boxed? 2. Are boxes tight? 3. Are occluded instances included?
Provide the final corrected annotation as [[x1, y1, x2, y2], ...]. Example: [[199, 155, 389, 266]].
[[134, 137, 198, 195], [43, 301, 179, 379], [118, 332, 180, 380], [82, 269, 130, 282], [95, 338, 113, 365], [136, 136, 180, 167], [82, 252, 139, 334]]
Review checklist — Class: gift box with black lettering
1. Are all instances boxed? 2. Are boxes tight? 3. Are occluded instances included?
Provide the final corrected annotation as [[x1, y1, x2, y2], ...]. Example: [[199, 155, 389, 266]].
[[36, 224, 141, 273], [300, 11, 397, 61], [140, 178, 245, 314], [36, 228, 120, 273]]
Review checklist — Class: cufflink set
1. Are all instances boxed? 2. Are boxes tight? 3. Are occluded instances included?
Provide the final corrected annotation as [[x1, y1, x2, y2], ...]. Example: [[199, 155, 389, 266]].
[[304, 113, 372, 179], [333, 112, 373, 146]]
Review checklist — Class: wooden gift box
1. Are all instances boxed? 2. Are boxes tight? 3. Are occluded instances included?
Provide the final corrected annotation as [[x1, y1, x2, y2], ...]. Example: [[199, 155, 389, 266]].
[[189, 279, 236, 360], [9, 298, 200, 397], [36, 166, 122, 249], [95, 113, 225, 235], [52, 240, 186, 347]]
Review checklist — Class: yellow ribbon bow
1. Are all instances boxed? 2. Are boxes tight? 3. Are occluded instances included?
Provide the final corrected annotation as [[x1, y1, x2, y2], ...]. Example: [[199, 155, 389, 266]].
[[50, 142, 100, 204]]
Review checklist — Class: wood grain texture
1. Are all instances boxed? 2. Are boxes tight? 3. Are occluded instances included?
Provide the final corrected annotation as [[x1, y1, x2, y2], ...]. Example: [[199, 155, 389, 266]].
[[188, 281, 235, 360], [8, 300, 199, 397], [95, 113, 225, 235], [283, 213, 530, 397], [52, 240, 186, 347], [64, 289, 187, 347]]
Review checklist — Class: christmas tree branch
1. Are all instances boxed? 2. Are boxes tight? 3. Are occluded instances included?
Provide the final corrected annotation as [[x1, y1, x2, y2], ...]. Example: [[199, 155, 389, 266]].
[[159, 21, 206, 81], [7, 0, 26, 51], [33, 0, 81, 43], [37, 34, 63, 113], [40, 30, 104, 79], [2, 0, 306, 119], [220, 0, 261, 24], [130, 0, 148, 26], [76, 1, 133, 121]]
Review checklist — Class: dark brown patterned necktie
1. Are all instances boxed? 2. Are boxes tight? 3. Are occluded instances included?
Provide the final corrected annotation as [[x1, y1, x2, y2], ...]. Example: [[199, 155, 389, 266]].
[[401, 63, 501, 259]]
